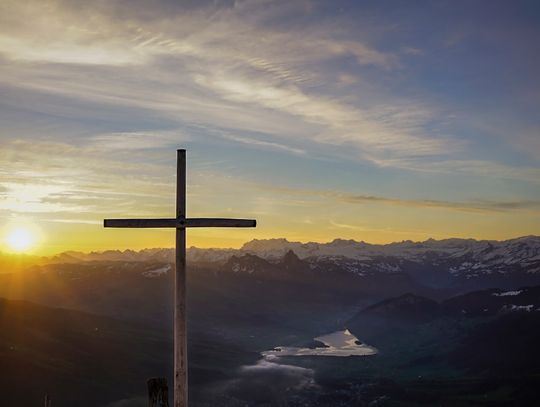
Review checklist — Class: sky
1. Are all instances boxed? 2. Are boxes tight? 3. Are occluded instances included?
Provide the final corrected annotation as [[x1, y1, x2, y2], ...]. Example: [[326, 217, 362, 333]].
[[0, 0, 539, 255]]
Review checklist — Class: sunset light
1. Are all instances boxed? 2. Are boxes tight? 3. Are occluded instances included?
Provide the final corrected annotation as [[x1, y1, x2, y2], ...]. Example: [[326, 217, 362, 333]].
[[0, 1, 539, 406], [2, 220, 41, 253], [5, 227, 34, 252]]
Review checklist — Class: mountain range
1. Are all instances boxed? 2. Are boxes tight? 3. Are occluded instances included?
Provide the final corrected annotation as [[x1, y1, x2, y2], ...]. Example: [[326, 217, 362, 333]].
[[2, 235, 540, 405], [39, 235, 540, 270]]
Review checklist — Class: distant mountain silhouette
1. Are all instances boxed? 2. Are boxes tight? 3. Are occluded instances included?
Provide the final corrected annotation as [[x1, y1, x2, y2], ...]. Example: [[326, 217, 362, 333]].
[[25, 236, 540, 295]]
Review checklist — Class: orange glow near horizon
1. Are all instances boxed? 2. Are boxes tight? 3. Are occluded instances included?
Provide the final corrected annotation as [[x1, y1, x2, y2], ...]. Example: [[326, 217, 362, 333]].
[[0, 213, 537, 258]]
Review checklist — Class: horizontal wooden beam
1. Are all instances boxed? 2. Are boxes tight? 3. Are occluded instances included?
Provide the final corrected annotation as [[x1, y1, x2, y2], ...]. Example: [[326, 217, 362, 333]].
[[104, 218, 178, 228], [104, 218, 256, 229], [186, 218, 256, 228]]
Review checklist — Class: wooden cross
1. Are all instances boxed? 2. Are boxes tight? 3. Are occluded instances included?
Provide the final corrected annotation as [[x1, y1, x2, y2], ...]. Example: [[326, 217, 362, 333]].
[[104, 149, 256, 407]]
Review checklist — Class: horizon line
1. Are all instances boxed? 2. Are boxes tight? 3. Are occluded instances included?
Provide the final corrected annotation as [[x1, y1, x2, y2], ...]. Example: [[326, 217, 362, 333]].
[[2, 234, 538, 259]]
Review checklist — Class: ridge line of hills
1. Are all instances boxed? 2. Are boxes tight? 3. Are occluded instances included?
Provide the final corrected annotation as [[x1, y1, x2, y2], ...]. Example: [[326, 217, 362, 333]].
[[3, 234, 538, 263], [2, 235, 540, 295]]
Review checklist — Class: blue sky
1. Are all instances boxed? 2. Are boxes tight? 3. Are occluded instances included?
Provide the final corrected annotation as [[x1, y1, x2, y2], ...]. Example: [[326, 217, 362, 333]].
[[0, 0, 539, 253]]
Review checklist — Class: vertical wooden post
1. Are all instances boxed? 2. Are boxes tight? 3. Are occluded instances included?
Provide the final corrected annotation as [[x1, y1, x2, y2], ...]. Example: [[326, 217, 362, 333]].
[[175, 149, 187, 407], [148, 378, 170, 407], [104, 148, 255, 407]]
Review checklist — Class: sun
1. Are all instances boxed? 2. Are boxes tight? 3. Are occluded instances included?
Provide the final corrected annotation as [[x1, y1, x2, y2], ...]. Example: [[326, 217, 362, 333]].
[[5, 227, 36, 253], [2, 219, 42, 253]]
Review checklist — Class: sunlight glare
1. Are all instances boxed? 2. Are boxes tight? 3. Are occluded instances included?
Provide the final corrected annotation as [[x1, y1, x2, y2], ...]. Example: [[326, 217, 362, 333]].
[[6, 228, 34, 252], [2, 220, 42, 253]]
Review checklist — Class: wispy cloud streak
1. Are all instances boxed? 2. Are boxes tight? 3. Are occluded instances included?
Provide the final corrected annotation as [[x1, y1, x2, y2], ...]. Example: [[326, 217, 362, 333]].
[[0, 0, 453, 162]]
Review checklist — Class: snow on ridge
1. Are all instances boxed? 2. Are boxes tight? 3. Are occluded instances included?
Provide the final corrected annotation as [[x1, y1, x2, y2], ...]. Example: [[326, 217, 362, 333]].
[[231, 263, 255, 274], [142, 265, 171, 278], [501, 304, 534, 312], [241, 236, 540, 268], [46, 236, 540, 278], [493, 290, 522, 297]]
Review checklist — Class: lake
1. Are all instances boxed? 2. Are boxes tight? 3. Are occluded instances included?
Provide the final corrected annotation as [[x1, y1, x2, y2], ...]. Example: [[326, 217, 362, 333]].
[[262, 329, 378, 357]]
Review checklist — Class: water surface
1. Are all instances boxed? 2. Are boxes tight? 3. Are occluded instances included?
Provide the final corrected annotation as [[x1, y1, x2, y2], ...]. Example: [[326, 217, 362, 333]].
[[262, 329, 377, 357]]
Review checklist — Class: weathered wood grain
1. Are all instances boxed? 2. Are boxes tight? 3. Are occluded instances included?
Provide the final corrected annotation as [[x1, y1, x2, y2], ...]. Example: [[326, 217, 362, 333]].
[[104, 218, 178, 228], [186, 218, 256, 228], [175, 150, 187, 407]]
